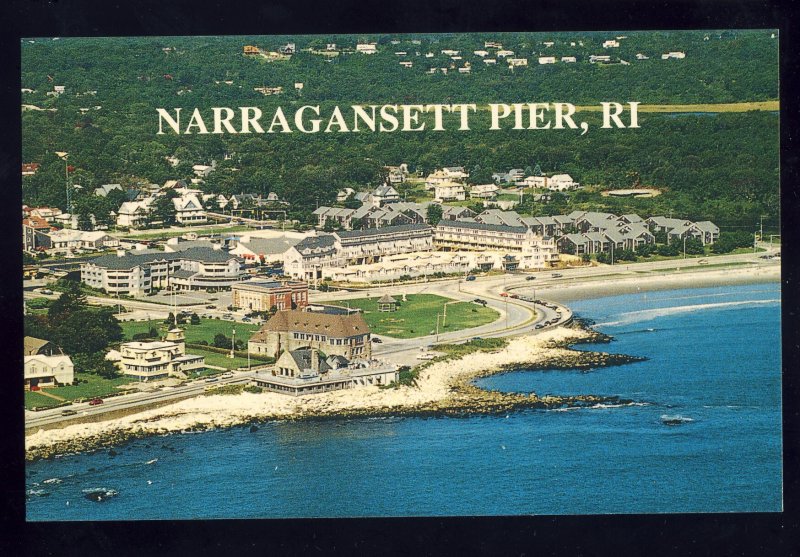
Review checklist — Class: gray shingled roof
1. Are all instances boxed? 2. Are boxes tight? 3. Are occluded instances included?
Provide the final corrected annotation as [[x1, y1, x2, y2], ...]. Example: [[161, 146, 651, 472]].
[[238, 237, 301, 255], [335, 223, 431, 239], [288, 349, 332, 373], [438, 219, 528, 234], [87, 247, 240, 270]]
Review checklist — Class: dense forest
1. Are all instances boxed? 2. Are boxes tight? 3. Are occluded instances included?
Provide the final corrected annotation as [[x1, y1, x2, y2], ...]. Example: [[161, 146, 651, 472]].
[[20, 31, 780, 230]]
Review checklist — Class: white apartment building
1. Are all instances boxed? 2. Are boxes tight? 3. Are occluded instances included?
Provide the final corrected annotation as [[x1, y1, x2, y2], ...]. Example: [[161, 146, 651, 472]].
[[81, 247, 246, 295]]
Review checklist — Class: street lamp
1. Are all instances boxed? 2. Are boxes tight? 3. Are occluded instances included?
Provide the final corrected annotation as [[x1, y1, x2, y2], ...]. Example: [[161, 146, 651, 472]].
[[230, 327, 236, 359], [683, 236, 687, 259]]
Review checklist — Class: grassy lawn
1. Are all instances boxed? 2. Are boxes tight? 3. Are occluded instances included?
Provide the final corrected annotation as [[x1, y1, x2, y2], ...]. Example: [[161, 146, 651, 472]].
[[189, 348, 252, 369], [46, 374, 137, 400], [25, 391, 64, 410], [330, 294, 499, 339], [121, 319, 260, 344], [25, 374, 138, 409]]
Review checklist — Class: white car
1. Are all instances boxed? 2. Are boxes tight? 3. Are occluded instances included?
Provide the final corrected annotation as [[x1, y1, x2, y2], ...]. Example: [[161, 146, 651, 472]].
[[221, 372, 234, 378]]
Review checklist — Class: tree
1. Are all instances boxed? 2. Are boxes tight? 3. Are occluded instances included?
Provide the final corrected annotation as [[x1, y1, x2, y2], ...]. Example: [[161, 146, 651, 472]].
[[151, 192, 178, 226], [684, 237, 705, 255], [72, 352, 119, 379], [213, 333, 230, 348], [323, 219, 341, 232], [48, 281, 87, 322], [426, 204, 443, 226], [190, 313, 200, 325]]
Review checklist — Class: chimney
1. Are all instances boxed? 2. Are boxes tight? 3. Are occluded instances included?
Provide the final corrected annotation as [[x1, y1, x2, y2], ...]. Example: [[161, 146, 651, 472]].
[[116, 248, 126, 258], [311, 348, 319, 373]]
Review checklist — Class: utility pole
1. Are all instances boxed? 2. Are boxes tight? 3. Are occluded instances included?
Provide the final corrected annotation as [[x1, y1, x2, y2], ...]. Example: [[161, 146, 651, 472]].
[[230, 327, 236, 358], [683, 236, 687, 259], [753, 231, 757, 254], [760, 215, 766, 242], [435, 313, 440, 342]]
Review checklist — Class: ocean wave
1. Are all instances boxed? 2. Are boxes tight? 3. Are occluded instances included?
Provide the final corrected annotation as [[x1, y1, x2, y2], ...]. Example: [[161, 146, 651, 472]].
[[42, 478, 62, 484], [596, 299, 780, 327], [551, 401, 650, 412], [82, 488, 119, 502], [27, 489, 50, 497], [660, 414, 694, 425]]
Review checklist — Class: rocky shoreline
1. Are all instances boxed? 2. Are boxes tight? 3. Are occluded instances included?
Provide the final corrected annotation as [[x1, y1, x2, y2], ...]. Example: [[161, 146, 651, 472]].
[[26, 322, 643, 462]]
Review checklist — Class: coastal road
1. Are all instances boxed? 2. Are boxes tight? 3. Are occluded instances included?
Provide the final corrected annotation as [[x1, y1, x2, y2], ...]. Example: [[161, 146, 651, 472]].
[[25, 372, 255, 431]]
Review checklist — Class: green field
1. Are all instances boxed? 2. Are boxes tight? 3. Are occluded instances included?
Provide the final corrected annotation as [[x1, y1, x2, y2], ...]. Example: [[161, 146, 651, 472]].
[[330, 294, 499, 339], [25, 391, 64, 410], [189, 348, 252, 370], [121, 319, 260, 344]]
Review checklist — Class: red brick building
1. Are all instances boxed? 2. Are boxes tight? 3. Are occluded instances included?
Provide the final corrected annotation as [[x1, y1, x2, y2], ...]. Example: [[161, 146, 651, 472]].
[[232, 280, 309, 312]]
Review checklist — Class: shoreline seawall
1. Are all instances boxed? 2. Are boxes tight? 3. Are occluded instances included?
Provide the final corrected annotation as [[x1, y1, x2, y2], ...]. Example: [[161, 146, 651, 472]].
[[26, 323, 640, 461]]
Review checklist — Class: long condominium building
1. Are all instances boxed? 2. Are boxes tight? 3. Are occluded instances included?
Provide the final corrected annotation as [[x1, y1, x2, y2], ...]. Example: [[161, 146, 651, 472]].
[[81, 247, 246, 295]]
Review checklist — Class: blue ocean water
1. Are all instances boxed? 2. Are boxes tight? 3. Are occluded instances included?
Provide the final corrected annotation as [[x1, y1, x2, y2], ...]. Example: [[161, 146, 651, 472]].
[[25, 283, 782, 519]]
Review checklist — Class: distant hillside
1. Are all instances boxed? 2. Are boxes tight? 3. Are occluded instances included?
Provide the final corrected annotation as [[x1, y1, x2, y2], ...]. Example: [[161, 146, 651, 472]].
[[20, 31, 780, 229]]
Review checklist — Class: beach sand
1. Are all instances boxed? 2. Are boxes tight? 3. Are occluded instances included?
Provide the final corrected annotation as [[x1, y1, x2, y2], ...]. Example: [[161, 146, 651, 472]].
[[540, 264, 780, 303]]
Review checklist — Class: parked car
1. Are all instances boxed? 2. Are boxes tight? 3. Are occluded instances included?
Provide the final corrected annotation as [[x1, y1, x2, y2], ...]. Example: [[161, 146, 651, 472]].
[[465, 275, 476, 281], [473, 298, 487, 306], [88, 398, 103, 406], [500, 292, 509, 297], [221, 372, 234, 378], [205, 377, 219, 383], [40, 289, 53, 295], [371, 336, 383, 343], [241, 317, 252, 322], [206, 304, 216, 309], [526, 276, 536, 281], [61, 408, 78, 416], [551, 273, 563, 278], [510, 294, 519, 299]]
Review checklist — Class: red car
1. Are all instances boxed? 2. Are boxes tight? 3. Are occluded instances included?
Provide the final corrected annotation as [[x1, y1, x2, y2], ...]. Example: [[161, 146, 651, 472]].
[[88, 398, 104, 406], [500, 292, 509, 297]]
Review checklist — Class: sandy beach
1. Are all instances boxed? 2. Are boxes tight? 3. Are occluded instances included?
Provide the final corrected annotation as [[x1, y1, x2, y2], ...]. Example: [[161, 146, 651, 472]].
[[26, 326, 607, 459], [540, 263, 780, 303]]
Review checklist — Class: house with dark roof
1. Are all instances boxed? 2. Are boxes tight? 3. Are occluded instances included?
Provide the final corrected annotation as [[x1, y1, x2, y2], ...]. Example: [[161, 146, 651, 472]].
[[248, 309, 372, 360], [24, 336, 62, 356], [252, 347, 398, 395], [371, 184, 400, 206], [22, 216, 55, 251]]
